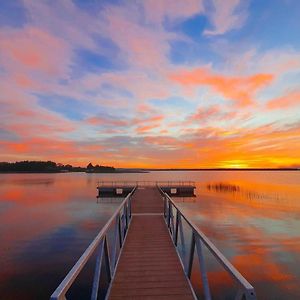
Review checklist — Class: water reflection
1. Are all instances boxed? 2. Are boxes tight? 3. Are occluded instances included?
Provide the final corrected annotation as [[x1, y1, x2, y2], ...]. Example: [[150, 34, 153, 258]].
[[207, 182, 241, 193], [0, 173, 119, 299], [96, 197, 125, 204], [0, 171, 299, 299], [206, 181, 287, 202], [175, 177, 300, 299]]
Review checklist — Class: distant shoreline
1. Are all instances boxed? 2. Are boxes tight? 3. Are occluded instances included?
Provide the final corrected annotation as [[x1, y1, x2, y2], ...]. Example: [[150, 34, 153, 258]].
[[146, 168, 299, 171], [0, 170, 149, 174], [86, 170, 149, 174], [0, 168, 298, 174]]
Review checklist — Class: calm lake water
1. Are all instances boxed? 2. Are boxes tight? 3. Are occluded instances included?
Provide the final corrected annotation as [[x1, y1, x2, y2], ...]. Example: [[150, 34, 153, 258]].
[[0, 171, 299, 299]]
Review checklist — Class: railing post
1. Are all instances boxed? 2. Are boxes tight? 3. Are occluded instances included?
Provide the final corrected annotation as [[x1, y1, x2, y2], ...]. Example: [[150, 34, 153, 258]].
[[243, 289, 257, 300], [235, 289, 244, 300], [174, 210, 180, 246], [110, 215, 120, 274], [178, 213, 186, 258], [118, 214, 123, 248], [120, 206, 124, 238], [125, 201, 129, 231], [103, 236, 111, 282], [170, 205, 175, 241], [128, 195, 132, 219], [195, 236, 211, 300], [187, 231, 195, 278], [167, 199, 171, 228], [91, 239, 104, 300]]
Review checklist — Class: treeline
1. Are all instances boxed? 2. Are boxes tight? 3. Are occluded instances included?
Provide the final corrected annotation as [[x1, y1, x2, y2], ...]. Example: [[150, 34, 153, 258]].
[[0, 161, 115, 173], [0, 161, 85, 173], [86, 163, 115, 173]]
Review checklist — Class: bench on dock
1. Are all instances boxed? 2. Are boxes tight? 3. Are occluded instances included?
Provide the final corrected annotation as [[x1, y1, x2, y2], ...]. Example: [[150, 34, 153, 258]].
[[50, 183, 256, 300]]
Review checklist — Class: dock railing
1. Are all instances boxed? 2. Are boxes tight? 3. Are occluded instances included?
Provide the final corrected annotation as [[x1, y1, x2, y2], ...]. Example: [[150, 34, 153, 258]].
[[97, 180, 195, 188], [50, 187, 136, 300], [158, 187, 257, 300]]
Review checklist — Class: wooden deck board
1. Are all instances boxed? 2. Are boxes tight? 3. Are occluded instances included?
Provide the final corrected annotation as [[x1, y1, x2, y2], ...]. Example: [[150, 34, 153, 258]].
[[108, 187, 194, 300]]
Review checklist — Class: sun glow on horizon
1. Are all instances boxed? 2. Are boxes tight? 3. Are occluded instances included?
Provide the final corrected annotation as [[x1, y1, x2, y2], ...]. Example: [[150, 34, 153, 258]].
[[218, 160, 250, 169]]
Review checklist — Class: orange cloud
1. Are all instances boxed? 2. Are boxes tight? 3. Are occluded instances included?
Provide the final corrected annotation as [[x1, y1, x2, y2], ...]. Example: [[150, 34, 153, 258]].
[[266, 90, 300, 110], [134, 115, 164, 133], [184, 105, 233, 125], [134, 115, 164, 124], [170, 67, 274, 106], [136, 124, 160, 133], [8, 143, 29, 153]]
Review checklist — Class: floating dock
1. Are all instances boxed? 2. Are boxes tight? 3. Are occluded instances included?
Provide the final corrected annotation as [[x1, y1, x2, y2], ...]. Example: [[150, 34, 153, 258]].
[[97, 181, 196, 197], [51, 182, 256, 300]]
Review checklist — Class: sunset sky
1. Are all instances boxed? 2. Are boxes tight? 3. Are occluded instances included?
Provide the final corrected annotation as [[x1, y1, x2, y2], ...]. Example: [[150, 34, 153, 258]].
[[1, 0, 300, 168]]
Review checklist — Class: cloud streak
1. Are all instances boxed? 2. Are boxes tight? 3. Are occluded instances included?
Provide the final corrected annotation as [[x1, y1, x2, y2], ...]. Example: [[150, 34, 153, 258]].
[[204, 0, 248, 35], [170, 67, 274, 106]]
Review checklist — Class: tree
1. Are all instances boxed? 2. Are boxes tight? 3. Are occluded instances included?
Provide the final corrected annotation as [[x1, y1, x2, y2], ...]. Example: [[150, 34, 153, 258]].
[[87, 163, 94, 169]]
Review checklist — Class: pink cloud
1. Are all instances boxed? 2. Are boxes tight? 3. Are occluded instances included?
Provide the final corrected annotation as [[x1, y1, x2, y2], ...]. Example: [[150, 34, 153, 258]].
[[143, 0, 204, 24], [13, 74, 36, 89], [86, 116, 128, 127], [22, 0, 101, 51], [188, 105, 221, 123], [86, 114, 164, 130], [100, 4, 172, 70], [133, 115, 164, 125], [143, 136, 179, 146], [204, 0, 248, 35], [80, 71, 172, 102], [136, 124, 160, 133], [184, 105, 246, 127], [0, 93, 76, 140], [266, 90, 300, 110], [0, 26, 70, 77], [137, 103, 154, 113]]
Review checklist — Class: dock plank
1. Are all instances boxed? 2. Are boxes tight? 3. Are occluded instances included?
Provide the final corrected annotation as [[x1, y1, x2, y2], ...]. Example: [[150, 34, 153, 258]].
[[108, 187, 194, 299]]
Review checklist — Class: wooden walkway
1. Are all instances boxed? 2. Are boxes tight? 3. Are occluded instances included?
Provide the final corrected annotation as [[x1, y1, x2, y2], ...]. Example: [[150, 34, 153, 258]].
[[108, 187, 195, 299]]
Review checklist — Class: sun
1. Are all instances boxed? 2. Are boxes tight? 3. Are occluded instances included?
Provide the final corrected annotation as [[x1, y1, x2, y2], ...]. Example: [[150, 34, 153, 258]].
[[219, 160, 249, 169]]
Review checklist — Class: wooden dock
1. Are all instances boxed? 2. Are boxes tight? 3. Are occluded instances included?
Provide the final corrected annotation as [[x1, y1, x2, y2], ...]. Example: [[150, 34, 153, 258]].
[[108, 187, 195, 299], [50, 183, 257, 300]]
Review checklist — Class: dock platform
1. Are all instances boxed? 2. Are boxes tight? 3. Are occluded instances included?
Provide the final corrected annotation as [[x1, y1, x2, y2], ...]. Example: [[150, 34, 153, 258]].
[[108, 187, 194, 299], [97, 181, 196, 198]]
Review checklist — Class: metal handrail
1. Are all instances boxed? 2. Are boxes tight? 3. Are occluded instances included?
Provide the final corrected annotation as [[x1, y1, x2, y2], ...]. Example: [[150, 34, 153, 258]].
[[50, 187, 137, 300], [97, 181, 196, 187], [158, 186, 257, 300]]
